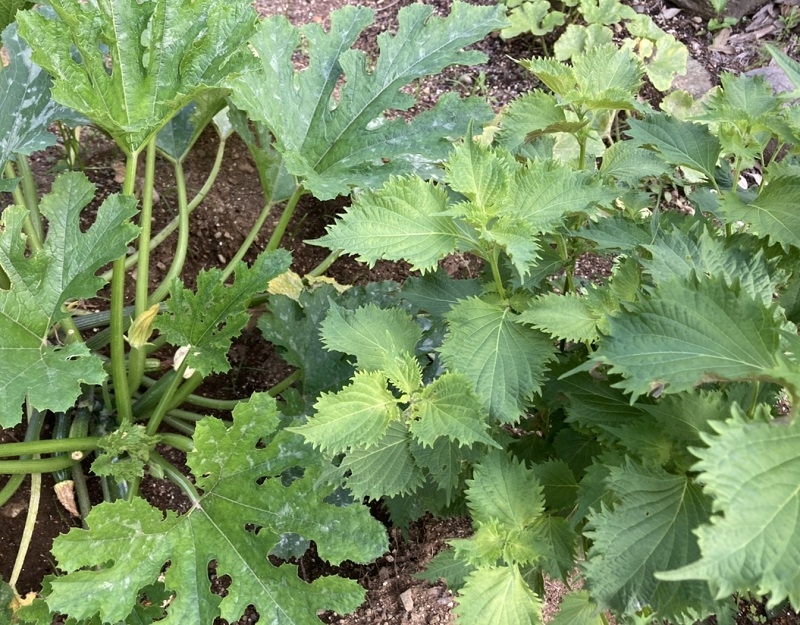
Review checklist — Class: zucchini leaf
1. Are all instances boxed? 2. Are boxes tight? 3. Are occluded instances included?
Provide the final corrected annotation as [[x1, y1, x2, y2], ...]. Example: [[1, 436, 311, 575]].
[[17, 0, 257, 155], [228, 2, 504, 199], [0, 173, 138, 426], [44, 394, 387, 624]]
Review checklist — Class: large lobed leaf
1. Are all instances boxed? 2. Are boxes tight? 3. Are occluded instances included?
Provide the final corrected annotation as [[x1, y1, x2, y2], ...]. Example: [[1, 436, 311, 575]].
[[0, 173, 138, 426], [228, 2, 504, 200], [44, 394, 388, 624], [657, 417, 800, 610], [17, 0, 257, 155]]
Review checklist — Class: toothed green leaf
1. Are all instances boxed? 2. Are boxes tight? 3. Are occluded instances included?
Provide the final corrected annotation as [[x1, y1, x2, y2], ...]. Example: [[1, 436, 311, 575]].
[[501, 0, 565, 38], [454, 566, 543, 625], [519, 292, 602, 343], [0, 173, 138, 427], [45, 394, 387, 624], [584, 460, 716, 620], [550, 591, 604, 625], [291, 371, 400, 455], [657, 418, 800, 610], [410, 373, 499, 449], [313, 176, 462, 273], [440, 297, 557, 422]]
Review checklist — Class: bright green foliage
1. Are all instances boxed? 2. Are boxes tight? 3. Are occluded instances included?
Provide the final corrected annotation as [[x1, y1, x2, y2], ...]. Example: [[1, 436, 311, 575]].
[[657, 417, 800, 609], [0, 22, 78, 190], [583, 460, 717, 620], [43, 394, 387, 623], [17, 0, 257, 155], [627, 113, 721, 181], [313, 177, 460, 272], [501, 0, 565, 38], [0, 173, 137, 426], [721, 176, 800, 251], [0, 0, 31, 37], [550, 591, 604, 625], [454, 566, 543, 625], [588, 275, 786, 400], [519, 292, 602, 343], [440, 297, 556, 422], [154, 250, 290, 377], [412, 548, 473, 590], [320, 303, 422, 371], [228, 2, 504, 200]]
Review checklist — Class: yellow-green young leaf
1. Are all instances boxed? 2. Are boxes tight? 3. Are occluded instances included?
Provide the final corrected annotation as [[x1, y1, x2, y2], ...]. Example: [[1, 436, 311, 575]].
[[341, 421, 425, 499], [572, 44, 643, 109], [410, 373, 499, 449], [46, 394, 387, 624], [154, 250, 291, 377], [454, 565, 543, 625], [643, 32, 688, 91], [291, 371, 400, 455], [720, 176, 800, 251], [320, 302, 422, 371], [589, 275, 784, 401], [504, 160, 616, 234], [584, 460, 716, 621], [91, 424, 159, 482], [440, 297, 556, 422], [17, 0, 257, 155], [656, 418, 800, 610], [553, 24, 614, 61], [312, 176, 462, 273], [445, 136, 515, 212], [522, 57, 576, 97], [550, 591, 604, 625], [519, 292, 602, 343], [0, 173, 138, 427], [501, 0, 565, 39], [228, 3, 503, 200], [579, 0, 637, 24]]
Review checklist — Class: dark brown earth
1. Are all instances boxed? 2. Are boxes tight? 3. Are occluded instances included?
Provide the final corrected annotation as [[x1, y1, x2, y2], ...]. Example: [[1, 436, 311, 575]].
[[2, 0, 800, 623]]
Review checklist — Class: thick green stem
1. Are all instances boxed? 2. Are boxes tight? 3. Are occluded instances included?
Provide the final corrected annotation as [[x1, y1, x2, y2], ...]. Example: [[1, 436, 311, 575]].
[[6, 161, 43, 253], [128, 139, 158, 391], [149, 450, 201, 504], [0, 410, 45, 507], [10, 469, 41, 594], [307, 249, 341, 278], [266, 186, 304, 252], [16, 156, 44, 243], [100, 137, 227, 282], [146, 360, 188, 437], [221, 198, 277, 282], [0, 437, 100, 458], [162, 415, 196, 436], [149, 159, 191, 303], [159, 433, 194, 454], [111, 154, 140, 425], [489, 247, 507, 301], [0, 456, 75, 474], [71, 462, 91, 523]]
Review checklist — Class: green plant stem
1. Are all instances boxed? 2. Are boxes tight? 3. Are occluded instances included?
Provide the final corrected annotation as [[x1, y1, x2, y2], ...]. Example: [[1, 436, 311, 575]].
[[162, 415, 196, 436], [6, 161, 43, 253], [71, 462, 92, 523], [0, 410, 45, 507], [146, 360, 189, 437], [159, 433, 194, 454], [266, 186, 304, 252], [149, 158, 191, 303], [0, 456, 75, 474], [167, 408, 210, 421], [111, 153, 140, 426], [10, 466, 41, 595], [221, 197, 277, 282], [15, 155, 44, 243], [149, 450, 201, 504], [128, 139, 158, 391], [489, 247, 507, 301], [0, 437, 100, 458], [100, 136, 228, 283], [307, 249, 341, 278]]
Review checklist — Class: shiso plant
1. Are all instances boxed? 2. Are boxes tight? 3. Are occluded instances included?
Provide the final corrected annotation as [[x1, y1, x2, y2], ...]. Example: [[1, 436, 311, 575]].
[[1, 1, 800, 625]]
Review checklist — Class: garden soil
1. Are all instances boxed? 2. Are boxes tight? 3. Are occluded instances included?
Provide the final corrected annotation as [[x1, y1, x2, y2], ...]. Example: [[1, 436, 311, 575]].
[[2, 0, 800, 623]]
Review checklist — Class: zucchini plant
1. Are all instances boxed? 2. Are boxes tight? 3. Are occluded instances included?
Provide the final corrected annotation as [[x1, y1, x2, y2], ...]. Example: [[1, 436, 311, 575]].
[[0, 1, 506, 623]]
